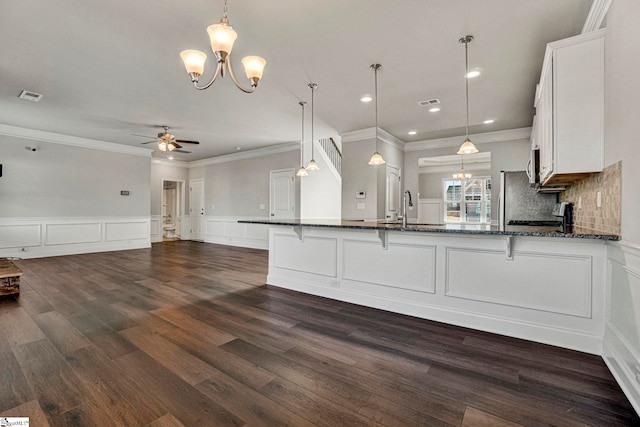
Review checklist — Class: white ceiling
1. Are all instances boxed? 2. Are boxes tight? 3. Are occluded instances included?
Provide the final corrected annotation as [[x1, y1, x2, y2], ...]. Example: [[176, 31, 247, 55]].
[[0, 0, 592, 161]]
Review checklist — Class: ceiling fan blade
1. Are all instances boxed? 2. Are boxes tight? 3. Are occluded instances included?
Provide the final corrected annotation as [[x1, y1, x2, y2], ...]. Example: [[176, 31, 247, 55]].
[[175, 140, 200, 144], [173, 149, 191, 154], [131, 133, 156, 139], [140, 140, 156, 144]]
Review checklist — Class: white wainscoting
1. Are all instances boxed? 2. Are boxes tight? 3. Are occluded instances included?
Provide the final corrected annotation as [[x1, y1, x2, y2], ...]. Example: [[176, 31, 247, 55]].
[[0, 217, 150, 259], [604, 240, 640, 415], [267, 226, 608, 354], [204, 216, 269, 249], [150, 215, 163, 243]]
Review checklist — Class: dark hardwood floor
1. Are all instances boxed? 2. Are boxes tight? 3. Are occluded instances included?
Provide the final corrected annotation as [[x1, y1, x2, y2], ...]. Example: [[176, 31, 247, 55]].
[[0, 241, 637, 426]]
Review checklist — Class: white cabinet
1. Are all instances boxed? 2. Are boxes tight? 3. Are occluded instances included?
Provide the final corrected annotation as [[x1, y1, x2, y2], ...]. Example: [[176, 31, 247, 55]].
[[535, 30, 604, 186]]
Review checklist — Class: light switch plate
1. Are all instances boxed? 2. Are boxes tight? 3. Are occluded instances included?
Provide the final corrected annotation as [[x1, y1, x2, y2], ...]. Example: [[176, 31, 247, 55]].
[[596, 191, 602, 208]]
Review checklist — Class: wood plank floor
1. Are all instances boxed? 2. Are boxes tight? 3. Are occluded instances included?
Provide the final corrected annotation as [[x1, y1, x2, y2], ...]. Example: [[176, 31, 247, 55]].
[[0, 241, 637, 426]]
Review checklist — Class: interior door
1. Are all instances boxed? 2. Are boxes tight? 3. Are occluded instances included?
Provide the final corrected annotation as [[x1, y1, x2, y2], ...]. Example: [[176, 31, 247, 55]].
[[189, 179, 204, 241], [385, 165, 401, 220], [270, 169, 295, 219]]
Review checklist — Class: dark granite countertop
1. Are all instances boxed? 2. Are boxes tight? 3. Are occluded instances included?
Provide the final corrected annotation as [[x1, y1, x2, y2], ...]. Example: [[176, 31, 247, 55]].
[[238, 219, 620, 241]]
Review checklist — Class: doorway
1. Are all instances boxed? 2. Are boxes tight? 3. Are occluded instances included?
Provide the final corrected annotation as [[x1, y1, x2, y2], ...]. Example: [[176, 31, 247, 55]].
[[385, 164, 401, 220], [161, 180, 185, 241]]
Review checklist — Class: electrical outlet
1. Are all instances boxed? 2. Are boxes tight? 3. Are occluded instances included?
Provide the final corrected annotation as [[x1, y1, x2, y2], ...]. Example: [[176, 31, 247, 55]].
[[330, 280, 340, 288], [259, 204, 265, 210], [19, 247, 28, 253], [356, 202, 365, 210]]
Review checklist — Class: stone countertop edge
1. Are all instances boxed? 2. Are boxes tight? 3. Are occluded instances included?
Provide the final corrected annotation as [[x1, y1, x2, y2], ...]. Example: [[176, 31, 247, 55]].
[[237, 219, 620, 241]]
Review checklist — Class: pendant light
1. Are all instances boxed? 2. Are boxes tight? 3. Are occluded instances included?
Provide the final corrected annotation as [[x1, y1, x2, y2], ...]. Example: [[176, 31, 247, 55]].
[[457, 35, 479, 155], [368, 64, 386, 166], [296, 101, 308, 177], [305, 83, 320, 171]]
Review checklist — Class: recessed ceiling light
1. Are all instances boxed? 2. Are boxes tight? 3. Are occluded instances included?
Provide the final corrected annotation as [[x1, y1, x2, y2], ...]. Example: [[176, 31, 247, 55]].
[[408, 130, 417, 135], [235, 146, 242, 150], [360, 95, 373, 103], [466, 70, 481, 78], [167, 156, 174, 160], [429, 107, 441, 113], [483, 119, 495, 124]]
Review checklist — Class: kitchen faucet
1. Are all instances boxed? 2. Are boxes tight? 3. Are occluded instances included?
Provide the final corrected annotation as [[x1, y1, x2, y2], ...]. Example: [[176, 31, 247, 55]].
[[402, 190, 413, 227]]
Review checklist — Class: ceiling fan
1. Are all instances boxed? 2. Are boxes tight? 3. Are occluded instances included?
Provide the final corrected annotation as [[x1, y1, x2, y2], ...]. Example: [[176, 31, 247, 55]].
[[134, 126, 200, 153]]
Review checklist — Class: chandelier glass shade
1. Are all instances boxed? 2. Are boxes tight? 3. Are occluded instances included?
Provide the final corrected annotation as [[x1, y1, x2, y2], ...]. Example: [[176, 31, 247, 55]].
[[179, 0, 266, 93]]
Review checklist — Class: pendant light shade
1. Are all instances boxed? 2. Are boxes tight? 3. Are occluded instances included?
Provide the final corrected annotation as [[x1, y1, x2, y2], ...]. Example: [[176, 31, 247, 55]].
[[296, 101, 308, 177], [368, 64, 386, 166], [305, 83, 320, 171], [368, 152, 386, 166], [457, 36, 479, 155]]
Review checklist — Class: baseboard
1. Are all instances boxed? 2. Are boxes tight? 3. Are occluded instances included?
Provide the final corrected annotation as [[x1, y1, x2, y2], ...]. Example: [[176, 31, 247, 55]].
[[205, 235, 268, 250], [603, 323, 640, 415]]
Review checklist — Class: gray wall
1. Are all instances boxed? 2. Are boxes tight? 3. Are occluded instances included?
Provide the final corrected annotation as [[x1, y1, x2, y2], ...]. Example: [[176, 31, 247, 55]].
[[191, 149, 300, 217], [405, 138, 530, 221], [0, 135, 150, 217], [342, 138, 378, 219], [341, 135, 405, 220]]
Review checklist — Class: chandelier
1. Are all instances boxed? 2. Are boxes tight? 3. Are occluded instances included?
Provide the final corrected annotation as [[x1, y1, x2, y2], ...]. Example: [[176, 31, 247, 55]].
[[179, 0, 266, 93]]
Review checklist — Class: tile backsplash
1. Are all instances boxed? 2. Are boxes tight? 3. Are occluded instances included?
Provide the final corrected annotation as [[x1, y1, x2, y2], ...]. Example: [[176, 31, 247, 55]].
[[560, 161, 621, 234]]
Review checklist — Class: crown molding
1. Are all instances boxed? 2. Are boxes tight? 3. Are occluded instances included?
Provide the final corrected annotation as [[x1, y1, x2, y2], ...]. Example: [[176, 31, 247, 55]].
[[187, 141, 299, 169], [0, 124, 153, 157], [582, 0, 612, 33], [404, 127, 531, 152], [340, 127, 406, 151]]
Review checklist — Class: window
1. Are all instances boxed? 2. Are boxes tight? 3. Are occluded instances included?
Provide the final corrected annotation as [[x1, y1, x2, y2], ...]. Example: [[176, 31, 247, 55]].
[[443, 177, 491, 223]]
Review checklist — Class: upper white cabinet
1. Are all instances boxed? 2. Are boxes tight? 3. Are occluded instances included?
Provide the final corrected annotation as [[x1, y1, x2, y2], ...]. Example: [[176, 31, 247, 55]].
[[535, 30, 605, 186]]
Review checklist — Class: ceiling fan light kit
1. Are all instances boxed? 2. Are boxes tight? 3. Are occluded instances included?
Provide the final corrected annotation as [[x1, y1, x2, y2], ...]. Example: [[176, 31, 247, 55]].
[[180, 0, 266, 93], [137, 126, 200, 154]]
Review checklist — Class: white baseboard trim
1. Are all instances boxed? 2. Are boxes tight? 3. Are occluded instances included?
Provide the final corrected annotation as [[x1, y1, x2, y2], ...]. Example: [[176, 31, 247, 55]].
[[267, 274, 604, 355], [603, 323, 640, 415], [0, 216, 151, 259]]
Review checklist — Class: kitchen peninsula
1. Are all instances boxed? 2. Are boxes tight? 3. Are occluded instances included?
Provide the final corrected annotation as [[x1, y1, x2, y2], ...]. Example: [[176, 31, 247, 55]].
[[240, 219, 619, 355]]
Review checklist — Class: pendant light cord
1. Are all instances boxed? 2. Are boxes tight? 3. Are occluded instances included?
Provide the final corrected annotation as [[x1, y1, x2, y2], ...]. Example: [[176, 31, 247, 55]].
[[311, 85, 315, 159], [299, 101, 305, 165], [464, 38, 470, 139]]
